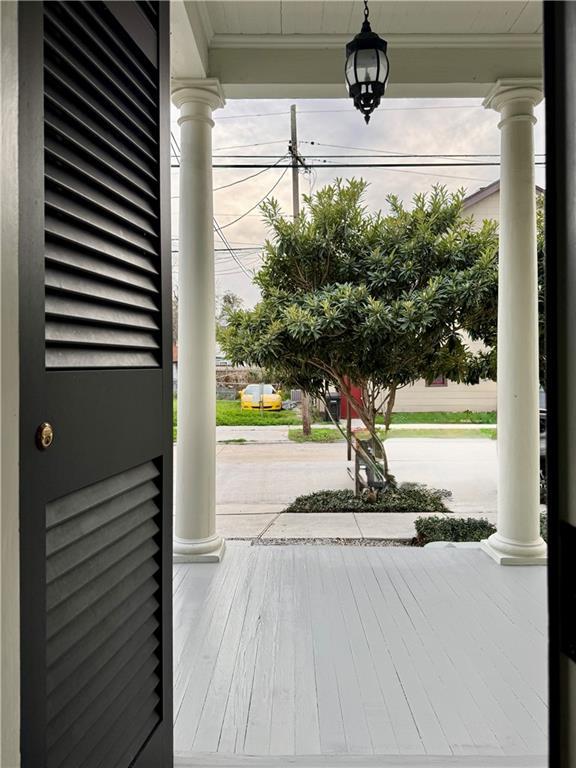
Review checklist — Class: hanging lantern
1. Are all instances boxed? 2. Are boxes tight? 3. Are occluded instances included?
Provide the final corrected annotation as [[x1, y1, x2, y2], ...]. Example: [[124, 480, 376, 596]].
[[345, 0, 390, 124]]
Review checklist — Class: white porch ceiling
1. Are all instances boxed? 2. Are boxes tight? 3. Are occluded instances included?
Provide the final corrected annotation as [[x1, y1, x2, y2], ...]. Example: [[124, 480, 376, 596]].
[[171, 0, 543, 98], [205, 0, 542, 36]]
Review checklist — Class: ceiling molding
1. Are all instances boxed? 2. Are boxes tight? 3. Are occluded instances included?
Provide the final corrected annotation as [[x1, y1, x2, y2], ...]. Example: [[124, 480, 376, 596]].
[[209, 32, 542, 51], [172, 0, 207, 79], [195, 1, 214, 46]]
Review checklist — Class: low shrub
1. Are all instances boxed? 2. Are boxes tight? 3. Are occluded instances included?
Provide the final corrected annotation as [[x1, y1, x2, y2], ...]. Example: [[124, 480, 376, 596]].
[[284, 484, 452, 515], [415, 512, 549, 546], [540, 511, 547, 543], [414, 516, 496, 545]]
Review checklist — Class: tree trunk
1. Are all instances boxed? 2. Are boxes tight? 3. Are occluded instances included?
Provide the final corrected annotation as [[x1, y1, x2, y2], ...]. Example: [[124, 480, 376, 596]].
[[336, 378, 396, 491], [384, 384, 397, 432], [301, 391, 312, 436]]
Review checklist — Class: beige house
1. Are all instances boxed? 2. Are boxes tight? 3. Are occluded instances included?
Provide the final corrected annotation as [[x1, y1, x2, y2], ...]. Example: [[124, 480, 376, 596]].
[[393, 179, 541, 413]]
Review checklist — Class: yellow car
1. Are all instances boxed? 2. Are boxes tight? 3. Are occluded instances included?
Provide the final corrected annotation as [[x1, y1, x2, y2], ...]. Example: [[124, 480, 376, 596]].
[[240, 384, 282, 411]]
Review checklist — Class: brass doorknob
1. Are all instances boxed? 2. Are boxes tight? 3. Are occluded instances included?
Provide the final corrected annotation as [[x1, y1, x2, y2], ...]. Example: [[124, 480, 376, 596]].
[[36, 422, 54, 450]]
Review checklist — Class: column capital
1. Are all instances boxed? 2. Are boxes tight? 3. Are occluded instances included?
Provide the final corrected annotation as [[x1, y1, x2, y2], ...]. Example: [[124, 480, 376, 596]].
[[483, 78, 543, 114], [171, 78, 225, 112]]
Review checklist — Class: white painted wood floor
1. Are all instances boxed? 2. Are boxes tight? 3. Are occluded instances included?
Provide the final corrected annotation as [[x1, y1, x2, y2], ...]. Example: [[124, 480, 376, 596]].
[[173, 543, 547, 767]]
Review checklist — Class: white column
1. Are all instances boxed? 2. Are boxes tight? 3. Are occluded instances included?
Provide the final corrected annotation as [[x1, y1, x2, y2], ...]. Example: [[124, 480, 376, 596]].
[[482, 79, 547, 565], [172, 79, 225, 562]]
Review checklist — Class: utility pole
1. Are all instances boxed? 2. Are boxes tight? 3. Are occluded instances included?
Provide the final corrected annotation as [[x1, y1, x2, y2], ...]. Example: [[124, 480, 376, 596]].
[[289, 105, 312, 436]]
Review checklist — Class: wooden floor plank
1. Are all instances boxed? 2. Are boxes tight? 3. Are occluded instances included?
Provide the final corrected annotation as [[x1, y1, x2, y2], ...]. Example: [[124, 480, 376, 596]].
[[173, 544, 547, 763], [422, 551, 547, 755], [243, 549, 284, 754], [218, 548, 274, 753], [341, 547, 425, 756], [360, 548, 453, 755], [385, 548, 505, 756], [174, 547, 249, 750], [193, 549, 262, 753], [411, 551, 533, 756], [293, 547, 322, 756], [330, 547, 399, 755], [269, 549, 297, 755], [317, 547, 373, 754], [377, 548, 485, 756], [306, 547, 348, 754], [428, 552, 548, 729]]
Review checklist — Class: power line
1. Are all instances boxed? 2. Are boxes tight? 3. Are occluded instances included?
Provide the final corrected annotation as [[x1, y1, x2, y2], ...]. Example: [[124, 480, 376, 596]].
[[213, 155, 288, 191], [210, 161, 546, 169], [213, 218, 254, 278], [171, 128, 259, 280], [300, 140, 546, 159], [214, 104, 485, 120], [217, 167, 289, 230], [213, 139, 287, 151], [214, 152, 546, 160], [214, 246, 263, 252]]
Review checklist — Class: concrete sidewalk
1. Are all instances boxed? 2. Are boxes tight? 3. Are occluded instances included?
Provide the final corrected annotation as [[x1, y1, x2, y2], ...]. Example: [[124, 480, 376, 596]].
[[216, 421, 497, 444], [212, 437, 499, 541]]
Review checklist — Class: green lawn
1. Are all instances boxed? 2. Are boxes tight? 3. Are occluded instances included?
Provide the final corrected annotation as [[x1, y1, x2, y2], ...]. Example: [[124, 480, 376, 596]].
[[216, 400, 302, 426], [288, 426, 497, 443], [173, 400, 497, 441], [383, 427, 497, 440], [383, 410, 497, 425], [288, 427, 345, 443], [173, 400, 301, 439]]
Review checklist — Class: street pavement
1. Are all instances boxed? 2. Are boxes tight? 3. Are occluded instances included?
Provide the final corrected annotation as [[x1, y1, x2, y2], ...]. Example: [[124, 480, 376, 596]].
[[211, 432, 500, 540]]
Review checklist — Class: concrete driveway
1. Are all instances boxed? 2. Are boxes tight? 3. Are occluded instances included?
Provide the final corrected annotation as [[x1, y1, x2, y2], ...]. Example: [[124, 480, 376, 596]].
[[214, 435, 498, 541]]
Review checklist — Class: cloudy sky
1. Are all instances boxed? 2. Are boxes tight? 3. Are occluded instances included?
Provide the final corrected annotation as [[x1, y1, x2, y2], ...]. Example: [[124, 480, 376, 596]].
[[171, 96, 546, 307]]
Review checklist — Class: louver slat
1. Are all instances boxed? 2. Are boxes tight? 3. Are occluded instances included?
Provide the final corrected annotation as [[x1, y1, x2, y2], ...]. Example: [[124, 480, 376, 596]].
[[45, 140, 157, 218], [46, 295, 159, 332], [77, 2, 158, 92], [44, 8, 156, 125], [44, 64, 156, 166], [44, 31, 157, 144], [52, 3, 157, 109], [45, 112, 157, 200], [45, 244, 158, 292], [44, 2, 161, 370], [46, 460, 162, 768], [45, 164, 157, 237]]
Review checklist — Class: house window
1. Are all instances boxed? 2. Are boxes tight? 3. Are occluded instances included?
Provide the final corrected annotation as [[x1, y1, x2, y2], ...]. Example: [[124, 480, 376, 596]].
[[427, 375, 448, 387]]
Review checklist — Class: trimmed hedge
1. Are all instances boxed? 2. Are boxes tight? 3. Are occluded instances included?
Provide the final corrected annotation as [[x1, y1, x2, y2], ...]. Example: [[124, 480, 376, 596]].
[[414, 516, 495, 545], [283, 484, 451, 515], [414, 512, 548, 546]]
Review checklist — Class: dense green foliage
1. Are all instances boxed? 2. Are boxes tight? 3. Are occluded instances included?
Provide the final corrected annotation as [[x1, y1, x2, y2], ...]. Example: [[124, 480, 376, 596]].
[[219, 180, 500, 484], [414, 516, 496, 544], [414, 512, 547, 545], [284, 485, 451, 515]]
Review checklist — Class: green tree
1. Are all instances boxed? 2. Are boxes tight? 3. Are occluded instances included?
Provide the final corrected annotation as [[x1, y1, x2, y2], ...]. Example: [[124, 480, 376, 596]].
[[216, 290, 244, 328], [219, 180, 499, 487]]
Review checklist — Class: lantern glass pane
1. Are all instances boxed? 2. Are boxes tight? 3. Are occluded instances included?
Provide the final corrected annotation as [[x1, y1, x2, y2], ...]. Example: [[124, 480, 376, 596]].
[[377, 49, 389, 83], [355, 48, 378, 82], [345, 52, 356, 85]]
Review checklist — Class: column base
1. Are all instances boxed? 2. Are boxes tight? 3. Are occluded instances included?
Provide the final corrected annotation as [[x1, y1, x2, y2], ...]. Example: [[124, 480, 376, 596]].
[[480, 532, 547, 565], [173, 534, 226, 563]]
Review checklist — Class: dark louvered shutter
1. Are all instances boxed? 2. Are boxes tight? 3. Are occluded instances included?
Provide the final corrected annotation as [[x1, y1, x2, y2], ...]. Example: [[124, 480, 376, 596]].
[[45, 463, 162, 767], [44, 0, 162, 369], [18, 3, 173, 767]]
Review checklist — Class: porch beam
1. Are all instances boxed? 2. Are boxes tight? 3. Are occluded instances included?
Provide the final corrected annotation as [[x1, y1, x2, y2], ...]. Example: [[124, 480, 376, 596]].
[[172, 78, 226, 563], [481, 78, 547, 565], [207, 39, 542, 100]]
